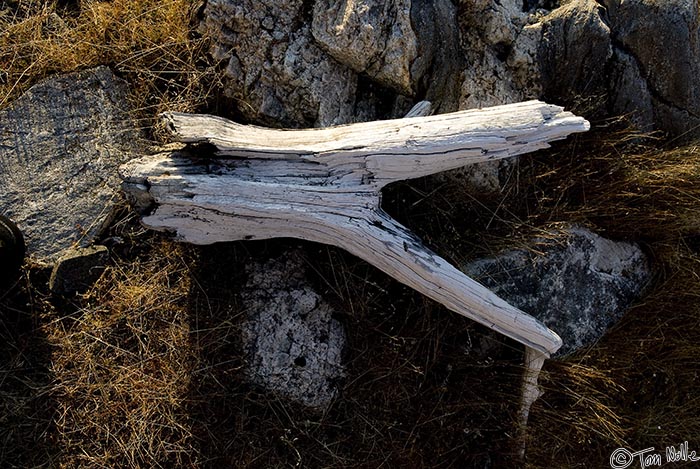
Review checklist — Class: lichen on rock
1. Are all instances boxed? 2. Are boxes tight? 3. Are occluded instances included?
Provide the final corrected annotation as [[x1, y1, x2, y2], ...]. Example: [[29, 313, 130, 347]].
[[464, 226, 651, 356], [241, 251, 346, 410]]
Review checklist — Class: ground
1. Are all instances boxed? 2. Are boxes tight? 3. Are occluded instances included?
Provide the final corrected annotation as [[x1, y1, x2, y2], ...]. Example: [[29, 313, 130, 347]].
[[2, 1, 700, 468]]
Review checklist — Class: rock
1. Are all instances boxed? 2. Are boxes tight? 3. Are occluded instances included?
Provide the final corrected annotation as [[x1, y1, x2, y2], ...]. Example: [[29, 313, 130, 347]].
[[312, 0, 417, 95], [241, 251, 345, 409], [413, 0, 463, 114], [0, 215, 25, 289], [602, 0, 700, 136], [538, 0, 700, 136], [0, 66, 143, 264], [538, 0, 612, 115], [200, 0, 357, 128], [463, 226, 651, 356], [49, 245, 109, 294], [458, 0, 542, 110], [455, 0, 542, 191], [201, 0, 463, 127]]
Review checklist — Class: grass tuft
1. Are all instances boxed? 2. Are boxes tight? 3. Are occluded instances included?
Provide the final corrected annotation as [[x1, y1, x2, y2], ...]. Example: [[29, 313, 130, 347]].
[[0, 0, 220, 141]]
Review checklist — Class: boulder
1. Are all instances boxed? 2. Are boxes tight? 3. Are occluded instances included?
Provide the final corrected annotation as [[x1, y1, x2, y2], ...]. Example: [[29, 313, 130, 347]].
[[602, 0, 700, 136], [0, 66, 142, 264], [458, 0, 542, 110], [538, 0, 700, 136], [311, 0, 417, 96], [241, 251, 345, 409], [49, 245, 109, 294], [464, 226, 651, 356], [538, 0, 612, 114]]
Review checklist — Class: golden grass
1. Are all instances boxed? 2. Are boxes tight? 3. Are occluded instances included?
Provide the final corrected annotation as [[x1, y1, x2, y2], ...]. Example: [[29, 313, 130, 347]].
[[46, 240, 196, 468], [0, 0, 219, 140]]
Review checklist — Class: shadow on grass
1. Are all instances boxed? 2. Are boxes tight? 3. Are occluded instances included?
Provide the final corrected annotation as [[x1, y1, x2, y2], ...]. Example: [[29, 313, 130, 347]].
[[185, 240, 529, 468], [0, 268, 59, 468]]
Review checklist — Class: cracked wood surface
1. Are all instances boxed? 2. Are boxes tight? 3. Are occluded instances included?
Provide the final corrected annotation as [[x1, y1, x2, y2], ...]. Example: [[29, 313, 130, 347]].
[[120, 100, 589, 357]]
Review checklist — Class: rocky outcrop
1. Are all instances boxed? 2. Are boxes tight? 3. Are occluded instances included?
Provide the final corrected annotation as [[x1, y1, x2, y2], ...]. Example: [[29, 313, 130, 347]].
[[603, 0, 700, 136], [0, 66, 142, 264], [200, 0, 699, 137], [464, 226, 651, 356], [200, 0, 462, 127], [458, 0, 542, 109], [200, 0, 357, 128], [539, 0, 700, 135], [241, 252, 345, 409], [311, 0, 417, 96]]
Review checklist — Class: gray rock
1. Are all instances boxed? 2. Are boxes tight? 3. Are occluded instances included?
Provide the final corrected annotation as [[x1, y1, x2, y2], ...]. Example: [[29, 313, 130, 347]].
[[538, 0, 613, 114], [312, 0, 417, 95], [602, 0, 700, 136], [464, 226, 651, 356], [201, 0, 464, 127], [49, 245, 109, 294], [200, 0, 357, 127], [241, 251, 345, 409], [459, 0, 542, 110], [0, 66, 143, 264]]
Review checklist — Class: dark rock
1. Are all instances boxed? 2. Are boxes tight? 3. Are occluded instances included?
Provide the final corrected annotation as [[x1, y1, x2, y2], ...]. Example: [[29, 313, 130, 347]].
[[538, 0, 612, 116], [602, 0, 700, 136], [0, 215, 25, 288], [241, 251, 345, 409], [538, 0, 700, 137], [464, 226, 651, 356], [0, 66, 143, 264], [49, 245, 109, 294]]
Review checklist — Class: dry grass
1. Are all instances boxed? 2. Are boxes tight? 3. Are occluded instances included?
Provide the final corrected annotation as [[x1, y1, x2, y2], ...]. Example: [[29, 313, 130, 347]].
[[0, 0, 219, 140], [47, 240, 195, 468]]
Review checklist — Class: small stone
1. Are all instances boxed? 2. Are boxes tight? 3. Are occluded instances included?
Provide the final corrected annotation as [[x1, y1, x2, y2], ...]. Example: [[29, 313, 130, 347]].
[[241, 250, 345, 410], [49, 245, 109, 294]]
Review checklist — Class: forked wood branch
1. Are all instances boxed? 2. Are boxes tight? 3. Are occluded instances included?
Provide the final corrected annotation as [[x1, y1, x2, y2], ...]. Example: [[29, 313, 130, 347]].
[[120, 100, 589, 434]]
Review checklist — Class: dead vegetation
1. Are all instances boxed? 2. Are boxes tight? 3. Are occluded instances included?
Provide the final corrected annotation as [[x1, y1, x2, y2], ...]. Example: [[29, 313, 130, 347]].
[[0, 0, 220, 140], [2, 0, 700, 467]]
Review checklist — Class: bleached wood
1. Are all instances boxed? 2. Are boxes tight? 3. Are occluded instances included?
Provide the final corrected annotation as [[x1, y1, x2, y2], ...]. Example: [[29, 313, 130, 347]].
[[518, 347, 547, 457], [121, 100, 589, 357]]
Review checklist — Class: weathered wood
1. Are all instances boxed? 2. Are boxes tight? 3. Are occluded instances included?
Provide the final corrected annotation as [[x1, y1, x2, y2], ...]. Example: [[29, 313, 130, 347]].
[[120, 100, 589, 358], [518, 347, 547, 457]]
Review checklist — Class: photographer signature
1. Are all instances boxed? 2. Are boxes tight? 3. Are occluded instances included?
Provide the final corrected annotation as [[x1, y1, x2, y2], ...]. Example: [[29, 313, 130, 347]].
[[610, 441, 700, 468]]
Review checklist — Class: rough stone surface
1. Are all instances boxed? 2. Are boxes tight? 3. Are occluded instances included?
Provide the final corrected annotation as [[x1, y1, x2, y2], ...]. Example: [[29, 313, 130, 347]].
[[464, 226, 651, 356], [458, 0, 542, 110], [241, 252, 345, 409], [200, 0, 357, 128], [0, 66, 142, 264], [538, 0, 612, 113], [602, 0, 700, 136], [539, 0, 700, 136], [312, 0, 417, 95], [49, 245, 109, 294], [201, 0, 463, 126]]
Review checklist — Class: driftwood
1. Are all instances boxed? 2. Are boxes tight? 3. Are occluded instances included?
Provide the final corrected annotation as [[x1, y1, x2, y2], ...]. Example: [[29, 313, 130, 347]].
[[120, 100, 589, 433]]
